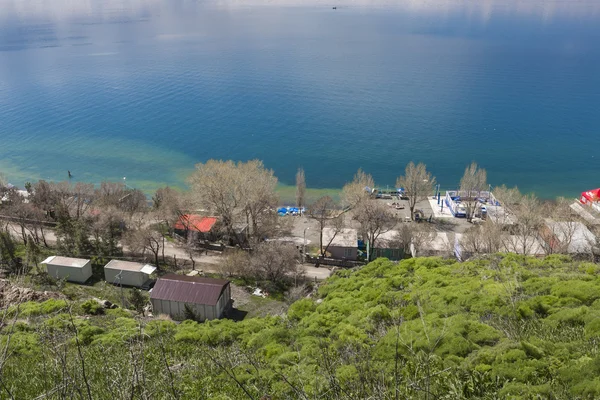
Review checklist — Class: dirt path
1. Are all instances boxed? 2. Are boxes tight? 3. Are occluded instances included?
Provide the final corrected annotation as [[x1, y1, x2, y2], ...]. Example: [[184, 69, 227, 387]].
[[4, 223, 334, 281]]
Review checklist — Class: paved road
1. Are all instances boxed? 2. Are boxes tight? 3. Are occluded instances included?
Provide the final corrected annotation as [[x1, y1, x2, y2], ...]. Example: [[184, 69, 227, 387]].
[[4, 223, 334, 281]]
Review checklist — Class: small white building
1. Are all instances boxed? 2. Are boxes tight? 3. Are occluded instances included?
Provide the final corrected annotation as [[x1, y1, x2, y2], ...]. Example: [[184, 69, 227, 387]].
[[41, 256, 92, 283], [150, 274, 232, 321], [322, 228, 358, 260], [104, 260, 156, 288]]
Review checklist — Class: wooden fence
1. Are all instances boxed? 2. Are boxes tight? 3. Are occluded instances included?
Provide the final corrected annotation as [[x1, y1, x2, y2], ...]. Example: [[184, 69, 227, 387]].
[[304, 255, 365, 268]]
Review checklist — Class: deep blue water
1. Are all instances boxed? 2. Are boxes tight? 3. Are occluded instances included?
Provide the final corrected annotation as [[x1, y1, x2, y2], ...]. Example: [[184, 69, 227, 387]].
[[1, 0, 600, 197]]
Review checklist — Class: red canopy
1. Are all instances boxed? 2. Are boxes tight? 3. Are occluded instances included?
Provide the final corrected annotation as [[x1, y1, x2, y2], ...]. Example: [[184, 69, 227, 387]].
[[580, 189, 600, 205]]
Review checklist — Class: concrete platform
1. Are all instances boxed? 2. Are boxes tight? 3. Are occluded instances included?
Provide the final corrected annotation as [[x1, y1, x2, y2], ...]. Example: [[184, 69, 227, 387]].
[[428, 198, 455, 218]]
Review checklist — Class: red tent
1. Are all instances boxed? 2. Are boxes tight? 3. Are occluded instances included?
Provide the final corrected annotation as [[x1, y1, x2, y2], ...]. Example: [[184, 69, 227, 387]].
[[580, 189, 600, 205]]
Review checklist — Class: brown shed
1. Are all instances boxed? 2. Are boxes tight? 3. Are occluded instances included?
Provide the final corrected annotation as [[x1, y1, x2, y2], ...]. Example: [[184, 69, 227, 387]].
[[150, 274, 231, 321]]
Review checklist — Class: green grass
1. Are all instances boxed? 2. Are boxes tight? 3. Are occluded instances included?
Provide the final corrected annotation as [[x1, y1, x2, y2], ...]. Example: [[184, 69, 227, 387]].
[[276, 184, 342, 205]]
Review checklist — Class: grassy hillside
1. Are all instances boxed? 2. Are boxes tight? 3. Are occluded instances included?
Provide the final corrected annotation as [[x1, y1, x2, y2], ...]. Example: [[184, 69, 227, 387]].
[[3, 255, 600, 399]]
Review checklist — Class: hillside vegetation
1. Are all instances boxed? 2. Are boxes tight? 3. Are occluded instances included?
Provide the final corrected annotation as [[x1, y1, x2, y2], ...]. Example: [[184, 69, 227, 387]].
[[3, 255, 600, 399]]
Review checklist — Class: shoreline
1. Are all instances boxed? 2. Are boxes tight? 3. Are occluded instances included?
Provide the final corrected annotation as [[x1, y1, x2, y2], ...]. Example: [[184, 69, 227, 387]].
[[2, 171, 578, 207], [1, 166, 580, 206]]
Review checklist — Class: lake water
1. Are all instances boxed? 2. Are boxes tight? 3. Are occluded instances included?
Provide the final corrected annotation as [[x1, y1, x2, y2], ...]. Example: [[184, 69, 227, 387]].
[[1, 0, 599, 198]]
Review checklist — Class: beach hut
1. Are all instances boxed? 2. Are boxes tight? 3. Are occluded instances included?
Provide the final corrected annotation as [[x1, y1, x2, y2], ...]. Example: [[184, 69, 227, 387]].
[[41, 256, 92, 283], [103, 260, 156, 288], [322, 228, 358, 260], [150, 274, 232, 321]]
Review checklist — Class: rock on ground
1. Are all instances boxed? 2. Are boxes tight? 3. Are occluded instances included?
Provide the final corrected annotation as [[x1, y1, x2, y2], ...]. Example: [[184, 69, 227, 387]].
[[0, 279, 65, 307]]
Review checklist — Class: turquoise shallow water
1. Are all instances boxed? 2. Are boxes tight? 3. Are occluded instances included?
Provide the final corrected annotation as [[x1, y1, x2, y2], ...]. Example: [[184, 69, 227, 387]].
[[0, 0, 599, 198]]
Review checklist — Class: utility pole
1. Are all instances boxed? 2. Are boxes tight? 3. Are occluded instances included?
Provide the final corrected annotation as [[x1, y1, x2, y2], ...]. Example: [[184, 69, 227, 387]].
[[116, 270, 125, 308], [303, 227, 310, 261]]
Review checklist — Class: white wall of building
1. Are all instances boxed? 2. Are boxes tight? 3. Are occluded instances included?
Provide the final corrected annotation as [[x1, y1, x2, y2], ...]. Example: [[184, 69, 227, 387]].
[[46, 261, 92, 283], [104, 268, 149, 287]]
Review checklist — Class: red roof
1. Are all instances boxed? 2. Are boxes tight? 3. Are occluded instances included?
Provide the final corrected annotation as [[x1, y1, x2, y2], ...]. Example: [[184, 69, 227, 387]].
[[150, 274, 230, 306], [174, 215, 217, 233], [580, 189, 600, 205]]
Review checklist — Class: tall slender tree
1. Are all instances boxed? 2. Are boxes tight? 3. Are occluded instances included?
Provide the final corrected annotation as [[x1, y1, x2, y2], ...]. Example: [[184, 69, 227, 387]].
[[396, 162, 435, 220], [295, 168, 306, 209], [342, 169, 375, 210], [459, 162, 487, 222], [307, 196, 344, 257]]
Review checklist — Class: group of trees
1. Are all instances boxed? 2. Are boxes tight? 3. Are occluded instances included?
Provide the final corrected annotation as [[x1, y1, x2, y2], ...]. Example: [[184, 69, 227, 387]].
[[460, 185, 592, 258], [304, 163, 436, 259], [0, 178, 190, 270], [188, 160, 283, 246], [3, 254, 600, 398], [1, 158, 593, 277], [218, 241, 304, 290]]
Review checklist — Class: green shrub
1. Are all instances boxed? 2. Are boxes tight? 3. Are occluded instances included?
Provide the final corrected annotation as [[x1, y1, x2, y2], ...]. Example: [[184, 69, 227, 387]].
[[6, 299, 68, 318], [81, 300, 104, 315], [552, 281, 600, 305], [287, 298, 316, 321], [77, 325, 105, 345]]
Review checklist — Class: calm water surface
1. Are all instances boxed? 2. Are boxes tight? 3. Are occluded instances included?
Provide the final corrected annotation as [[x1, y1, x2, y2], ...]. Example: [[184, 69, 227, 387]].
[[0, 0, 599, 197]]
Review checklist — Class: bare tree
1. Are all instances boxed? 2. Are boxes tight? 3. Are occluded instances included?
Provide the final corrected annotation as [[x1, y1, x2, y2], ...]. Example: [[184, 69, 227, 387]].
[[307, 196, 344, 257], [460, 221, 505, 257], [396, 162, 435, 220], [150, 187, 191, 263], [5, 194, 45, 244], [95, 181, 148, 216], [123, 225, 162, 268], [89, 208, 123, 257], [354, 200, 396, 260], [539, 197, 580, 255], [502, 193, 544, 255], [459, 162, 488, 222], [489, 184, 521, 225], [188, 160, 279, 246], [341, 169, 374, 211], [295, 168, 306, 209], [217, 249, 251, 278], [240, 160, 279, 243], [70, 182, 95, 220], [249, 241, 301, 285], [394, 223, 435, 256], [341, 169, 398, 260], [153, 187, 189, 225]]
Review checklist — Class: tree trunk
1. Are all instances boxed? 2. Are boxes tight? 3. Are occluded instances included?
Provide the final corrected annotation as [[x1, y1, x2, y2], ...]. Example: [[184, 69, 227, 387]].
[[40, 226, 48, 247], [20, 225, 27, 244], [153, 250, 160, 270]]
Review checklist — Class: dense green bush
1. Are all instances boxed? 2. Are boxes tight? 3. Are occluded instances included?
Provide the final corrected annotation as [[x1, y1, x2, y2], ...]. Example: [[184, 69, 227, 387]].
[[81, 299, 105, 315], [2, 255, 600, 399]]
